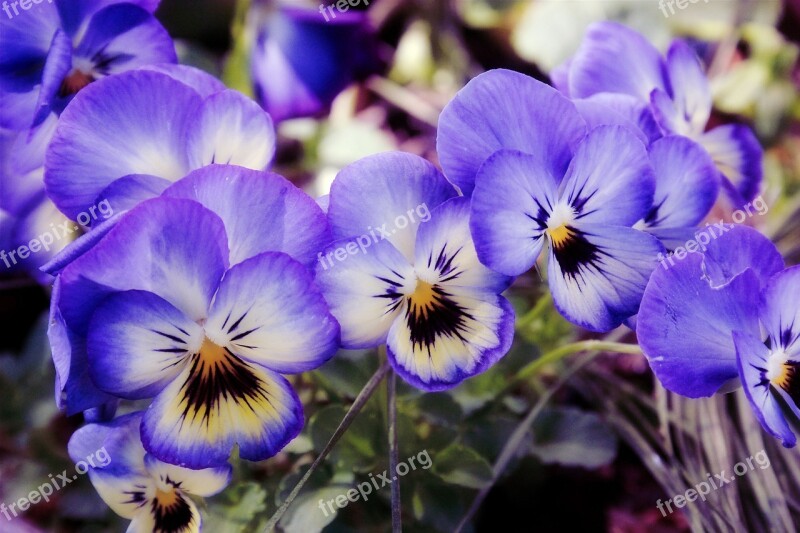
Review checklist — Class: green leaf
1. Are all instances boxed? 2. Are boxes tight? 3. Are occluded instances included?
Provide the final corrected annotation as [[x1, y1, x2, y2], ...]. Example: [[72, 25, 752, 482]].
[[204, 482, 268, 533], [530, 407, 618, 469], [431, 445, 492, 489], [309, 405, 381, 473]]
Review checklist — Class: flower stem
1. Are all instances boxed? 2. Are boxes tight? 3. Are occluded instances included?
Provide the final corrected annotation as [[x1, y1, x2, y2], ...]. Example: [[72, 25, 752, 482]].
[[264, 359, 391, 532], [506, 340, 642, 393], [387, 368, 402, 532], [515, 292, 552, 331]]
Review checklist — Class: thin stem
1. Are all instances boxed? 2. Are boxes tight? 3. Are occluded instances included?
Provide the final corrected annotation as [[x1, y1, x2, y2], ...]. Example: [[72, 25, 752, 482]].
[[264, 360, 391, 532], [505, 340, 641, 394], [387, 369, 402, 532], [514, 292, 552, 331]]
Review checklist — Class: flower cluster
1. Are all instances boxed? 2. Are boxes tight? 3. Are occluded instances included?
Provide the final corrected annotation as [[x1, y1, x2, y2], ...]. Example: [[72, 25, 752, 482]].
[[2, 7, 795, 528]]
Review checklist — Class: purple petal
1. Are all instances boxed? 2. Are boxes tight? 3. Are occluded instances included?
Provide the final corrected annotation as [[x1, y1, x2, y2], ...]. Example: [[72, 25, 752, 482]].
[[45, 70, 201, 219], [637, 254, 761, 397], [734, 331, 797, 447], [327, 152, 457, 262], [163, 165, 330, 267], [701, 225, 783, 289], [87, 290, 203, 399], [698, 123, 763, 205], [73, 4, 176, 76], [562, 126, 654, 227], [470, 149, 555, 276], [184, 90, 275, 170], [547, 224, 663, 332], [568, 22, 669, 101], [32, 29, 72, 126], [644, 136, 719, 230], [437, 69, 586, 196], [205, 252, 340, 374]]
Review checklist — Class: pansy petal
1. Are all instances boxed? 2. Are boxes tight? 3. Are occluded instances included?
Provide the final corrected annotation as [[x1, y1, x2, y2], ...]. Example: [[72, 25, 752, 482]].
[[138, 63, 225, 97], [548, 224, 663, 332], [734, 331, 797, 447], [471, 149, 558, 276], [205, 252, 339, 374], [701, 225, 783, 289], [49, 279, 116, 415], [637, 255, 761, 397], [56, 0, 161, 37], [144, 455, 231, 498], [316, 237, 416, 349], [163, 165, 330, 267], [68, 412, 146, 477], [73, 4, 176, 77], [58, 198, 229, 335], [141, 362, 304, 468], [41, 212, 123, 276], [87, 290, 204, 399], [698, 124, 762, 205], [45, 70, 201, 219], [387, 291, 514, 391], [97, 174, 172, 214], [759, 266, 800, 355], [415, 197, 512, 293], [327, 152, 457, 261], [437, 69, 586, 196], [573, 93, 661, 145], [568, 21, 668, 100], [184, 90, 275, 170], [32, 29, 72, 126], [645, 136, 719, 229], [665, 40, 712, 134], [562, 126, 654, 226]]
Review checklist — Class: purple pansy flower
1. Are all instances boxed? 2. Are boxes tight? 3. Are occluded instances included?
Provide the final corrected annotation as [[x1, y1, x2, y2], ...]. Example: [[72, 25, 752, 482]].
[[250, 5, 383, 122], [556, 22, 762, 206], [439, 70, 664, 332], [0, 0, 176, 130], [315, 152, 514, 391], [69, 412, 231, 532], [44, 65, 276, 222], [638, 226, 800, 447], [50, 165, 338, 467]]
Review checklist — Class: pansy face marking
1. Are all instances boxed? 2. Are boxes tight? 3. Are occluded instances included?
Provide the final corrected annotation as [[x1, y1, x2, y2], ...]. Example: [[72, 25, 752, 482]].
[[317, 152, 515, 391], [68, 412, 232, 532]]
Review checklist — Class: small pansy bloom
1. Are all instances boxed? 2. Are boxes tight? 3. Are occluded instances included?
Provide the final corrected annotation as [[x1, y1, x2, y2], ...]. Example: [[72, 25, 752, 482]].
[[439, 69, 663, 331], [637, 226, 800, 447], [44, 65, 276, 222], [250, 5, 383, 122], [68, 412, 231, 532], [0, 0, 176, 130], [556, 22, 762, 206], [315, 152, 514, 391], [51, 166, 338, 467]]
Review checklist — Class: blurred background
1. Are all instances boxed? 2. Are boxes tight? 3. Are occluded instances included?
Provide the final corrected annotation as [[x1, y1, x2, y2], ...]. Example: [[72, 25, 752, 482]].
[[2, 0, 800, 531]]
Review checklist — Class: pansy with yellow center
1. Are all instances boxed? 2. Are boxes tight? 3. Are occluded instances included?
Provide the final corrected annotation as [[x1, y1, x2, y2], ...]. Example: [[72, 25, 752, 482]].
[[68, 412, 231, 532], [468, 124, 665, 332], [50, 165, 339, 467], [638, 226, 800, 447], [315, 152, 514, 391]]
